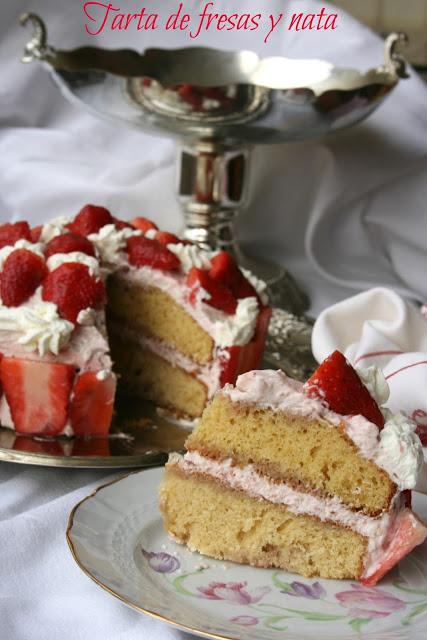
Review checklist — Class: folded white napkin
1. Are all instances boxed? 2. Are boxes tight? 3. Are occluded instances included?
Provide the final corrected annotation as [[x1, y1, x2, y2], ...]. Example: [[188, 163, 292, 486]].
[[312, 287, 427, 443]]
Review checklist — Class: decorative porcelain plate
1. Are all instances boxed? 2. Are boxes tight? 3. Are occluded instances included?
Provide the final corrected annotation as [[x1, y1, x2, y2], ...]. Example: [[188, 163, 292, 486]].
[[67, 468, 427, 639]]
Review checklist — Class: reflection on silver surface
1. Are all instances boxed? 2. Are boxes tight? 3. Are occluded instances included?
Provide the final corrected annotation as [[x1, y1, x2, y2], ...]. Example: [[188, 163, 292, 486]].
[[19, 14, 408, 316]]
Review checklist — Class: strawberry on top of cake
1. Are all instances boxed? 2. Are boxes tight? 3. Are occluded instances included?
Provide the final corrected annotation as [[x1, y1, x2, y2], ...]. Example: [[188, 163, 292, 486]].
[[0, 205, 271, 437]]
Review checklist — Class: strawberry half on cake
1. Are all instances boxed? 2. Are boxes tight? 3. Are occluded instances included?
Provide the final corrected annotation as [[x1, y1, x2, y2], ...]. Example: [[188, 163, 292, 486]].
[[0, 207, 271, 436], [160, 351, 427, 584]]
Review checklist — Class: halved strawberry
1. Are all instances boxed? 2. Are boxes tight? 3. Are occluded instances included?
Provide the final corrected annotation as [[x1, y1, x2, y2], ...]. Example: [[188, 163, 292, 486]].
[[30, 225, 43, 243], [0, 221, 31, 249], [70, 372, 116, 436], [130, 217, 158, 233], [361, 510, 427, 586], [42, 262, 105, 323], [45, 232, 95, 258], [155, 231, 180, 245], [209, 252, 259, 300], [0, 358, 75, 435], [126, 236, 180, 270], [187, 267, 237, 315], [0, 249, 47, 307], [304, 350, 385, 428], [68, 204, 113, 236]]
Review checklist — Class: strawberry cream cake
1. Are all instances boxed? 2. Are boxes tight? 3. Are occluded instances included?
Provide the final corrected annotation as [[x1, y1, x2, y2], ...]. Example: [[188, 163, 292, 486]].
[[160, 351, 427, 585], [0, 206, 271, 437]]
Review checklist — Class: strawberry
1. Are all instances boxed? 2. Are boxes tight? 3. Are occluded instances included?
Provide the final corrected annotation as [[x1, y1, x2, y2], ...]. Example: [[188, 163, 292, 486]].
[[131, 217, 158, 233], [187, 267, 237, 315], [126, 236, 180, 271], [30, 225, 43, 242], [70, 371, 116, 436], [42, 263, 105, 323], [209, 252, 259, 300], [155, 231, 180, 245], [45, 232, 96, 258], [112, 217, 133, 230], [209, 252, 241, 290], [68, 204, 113, 236], [0, 221, 31, 249], [361, 510, 427, 586], [304, 351, 385, 428], [0, 358, 75, 435], [0, 249, 47, 307]]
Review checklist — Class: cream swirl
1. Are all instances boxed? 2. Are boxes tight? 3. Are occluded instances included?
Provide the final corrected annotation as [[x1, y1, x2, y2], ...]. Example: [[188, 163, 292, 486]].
[[0, 302, 74, 356], [39, 216, 70, 243], [46, 252, 101, 277], [240, 268, 269, 305], [166, 242, 215, 273], [88, 224, 140, 263], [376, 412, 424, 490], [357, 365, 390, 407], [213, 296, 259, 347]]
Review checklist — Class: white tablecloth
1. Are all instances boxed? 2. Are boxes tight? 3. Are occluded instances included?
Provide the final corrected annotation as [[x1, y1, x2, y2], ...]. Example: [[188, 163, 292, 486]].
[[1, 1, 426, 638]]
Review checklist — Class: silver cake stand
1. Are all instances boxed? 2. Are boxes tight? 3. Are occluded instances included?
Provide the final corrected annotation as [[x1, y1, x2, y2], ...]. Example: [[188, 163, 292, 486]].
[[19, 13, 408, 379]]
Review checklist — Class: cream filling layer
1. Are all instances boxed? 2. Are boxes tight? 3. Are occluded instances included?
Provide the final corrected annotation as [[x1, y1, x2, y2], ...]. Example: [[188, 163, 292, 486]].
[[108, 320, 225, 399], [171, 451, 405, 579]]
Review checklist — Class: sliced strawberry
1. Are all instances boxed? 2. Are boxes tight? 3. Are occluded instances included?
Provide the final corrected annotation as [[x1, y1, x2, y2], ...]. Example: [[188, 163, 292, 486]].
[[126, 236, 180, 271], [0, 249, 47, 307], [0, 358, 75, 435], [68, 204, 113, 236], [155, 231, 180, 245], [187, 267, 237, 315], [361, 510, 427, 586], [0, 221, 31, 249], [209, 252, 259, 300], [30, 225, 43, 243], [42, 262, 105, 323], [304, 350, 385, 428], [130, 217, 158, 233], [45, 232, 95, 258], [112, 217, 133, 230], [70, 371, 116, 436], [0, 352, 2, 398]]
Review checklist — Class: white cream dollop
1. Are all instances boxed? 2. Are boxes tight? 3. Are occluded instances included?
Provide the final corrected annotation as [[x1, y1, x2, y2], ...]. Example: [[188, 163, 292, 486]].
[[240, 268, 269, 305], [88, 224, 140, 263], [357, 365, 390, 407], [214, 296, 259, 347], [376, 412, 424, 490], [46, 252, 101, 277], [40, 216, 70, 243], [0, 302, 74, 356], [166, 242, 215, 273], [0, 240, 44, 270]]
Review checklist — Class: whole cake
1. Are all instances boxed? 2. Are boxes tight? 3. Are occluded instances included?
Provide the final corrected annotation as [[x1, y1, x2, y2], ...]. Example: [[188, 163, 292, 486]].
[[159, 351, 427, 585], [0, 206, 270, 436]]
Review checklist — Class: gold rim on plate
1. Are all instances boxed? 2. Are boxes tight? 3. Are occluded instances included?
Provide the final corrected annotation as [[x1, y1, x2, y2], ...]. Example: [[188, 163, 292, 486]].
[[66, 470, 237, 640]]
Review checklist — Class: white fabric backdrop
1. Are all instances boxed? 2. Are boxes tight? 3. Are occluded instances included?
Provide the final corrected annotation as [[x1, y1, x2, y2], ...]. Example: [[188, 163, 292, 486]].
[[0, 1, 426, 638]]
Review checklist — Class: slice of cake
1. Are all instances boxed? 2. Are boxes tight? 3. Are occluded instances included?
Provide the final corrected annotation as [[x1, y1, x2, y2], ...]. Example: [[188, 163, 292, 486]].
[[0, 206, 270, 436], [159, 351, 427, 585]]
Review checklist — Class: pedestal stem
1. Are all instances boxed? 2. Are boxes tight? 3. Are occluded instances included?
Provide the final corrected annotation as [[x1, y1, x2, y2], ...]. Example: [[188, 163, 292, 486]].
[[177, 140, 309, 315]]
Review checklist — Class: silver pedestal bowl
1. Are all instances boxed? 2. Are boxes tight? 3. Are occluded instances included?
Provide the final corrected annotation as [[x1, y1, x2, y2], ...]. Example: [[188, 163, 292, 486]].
[[19, 13, 408, 378]]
